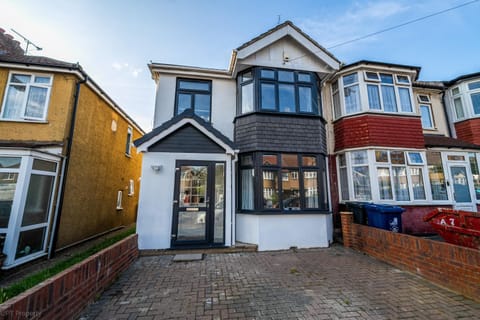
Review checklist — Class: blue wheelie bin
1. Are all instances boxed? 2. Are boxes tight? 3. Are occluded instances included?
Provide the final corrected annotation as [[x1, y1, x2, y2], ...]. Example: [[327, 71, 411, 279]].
[[365, 204, 405, 233]]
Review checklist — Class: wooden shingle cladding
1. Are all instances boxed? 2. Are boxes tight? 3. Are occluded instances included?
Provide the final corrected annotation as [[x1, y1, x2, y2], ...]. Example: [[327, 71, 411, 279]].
[[333, 113, 425, 151], [148, 124, 225, 153]]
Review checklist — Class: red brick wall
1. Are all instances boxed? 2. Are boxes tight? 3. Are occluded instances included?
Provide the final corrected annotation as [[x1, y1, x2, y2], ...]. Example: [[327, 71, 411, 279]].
[[455, 118, 480, 145], [341, 213, 480, 302], [334, 114, 425, 151], [0, 234, 138, 320]]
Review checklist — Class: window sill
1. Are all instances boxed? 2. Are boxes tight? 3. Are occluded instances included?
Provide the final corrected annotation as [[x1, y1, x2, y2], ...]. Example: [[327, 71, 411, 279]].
[[0, 119, 48, 124]]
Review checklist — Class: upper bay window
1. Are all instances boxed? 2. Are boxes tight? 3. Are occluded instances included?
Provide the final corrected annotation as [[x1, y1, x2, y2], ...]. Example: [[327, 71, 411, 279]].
[[449, 79, 480, 121], [333, 70, 414, 119], [0, 72, 53, 121], [239, 153, 328, 212], [238, 68, 320, 116], [175, 78, 212, 121]]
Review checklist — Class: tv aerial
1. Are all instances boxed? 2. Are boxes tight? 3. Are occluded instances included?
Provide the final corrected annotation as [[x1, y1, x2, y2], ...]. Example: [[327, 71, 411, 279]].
[[10, 29, 42, 55]]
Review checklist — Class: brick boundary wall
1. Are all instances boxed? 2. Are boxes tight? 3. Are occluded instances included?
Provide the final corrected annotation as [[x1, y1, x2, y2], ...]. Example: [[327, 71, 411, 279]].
[[0, 234, 138, 320], [341, 212, 480, 302]]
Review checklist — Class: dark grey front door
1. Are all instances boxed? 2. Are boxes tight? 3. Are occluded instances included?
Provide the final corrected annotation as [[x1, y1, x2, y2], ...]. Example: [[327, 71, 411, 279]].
[[171, 161, 225, 247]]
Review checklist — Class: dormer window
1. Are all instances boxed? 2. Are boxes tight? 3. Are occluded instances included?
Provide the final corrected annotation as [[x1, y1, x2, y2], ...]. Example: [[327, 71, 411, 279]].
[[237, 67, 319, 116], [175, 79, 212, 121], [334, 70, 414, 119]]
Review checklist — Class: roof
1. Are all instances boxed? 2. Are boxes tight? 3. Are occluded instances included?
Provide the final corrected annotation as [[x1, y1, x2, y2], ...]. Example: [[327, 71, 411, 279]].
[[236, 20, 340, 65], [0, 28, 145, 134], [341, 60, 422, 80], [413, 81, 445, 90], [424, 134, 480, 150], [446, 71, 480, 86], [134, 109, 235, 153]]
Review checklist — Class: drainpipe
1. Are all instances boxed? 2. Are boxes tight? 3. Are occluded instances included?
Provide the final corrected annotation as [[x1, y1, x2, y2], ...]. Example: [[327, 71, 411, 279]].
[[231, 152, 238, 247], [48, 74, 88, 259], [441, 90, 454, 138]]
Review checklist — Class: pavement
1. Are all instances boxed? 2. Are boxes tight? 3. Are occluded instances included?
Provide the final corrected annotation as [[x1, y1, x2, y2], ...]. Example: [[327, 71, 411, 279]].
[[79, 244, 480, 319]]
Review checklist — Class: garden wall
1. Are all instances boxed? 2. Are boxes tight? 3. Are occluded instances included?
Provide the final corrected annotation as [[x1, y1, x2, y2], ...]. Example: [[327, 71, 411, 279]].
[[0, 234, 138, 319], [341, 212, 480, 302]]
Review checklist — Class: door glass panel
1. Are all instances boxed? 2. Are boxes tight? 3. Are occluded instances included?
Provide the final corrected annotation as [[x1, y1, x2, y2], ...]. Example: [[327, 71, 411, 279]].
[[16, 227, 46, 259], [177, 210, 206, 241], [0, 173, 18, 228], [450, 166, 472, 203], [21, 174, 54, 226], [180, 166, 207, 207], [214, 164, 224, 243]]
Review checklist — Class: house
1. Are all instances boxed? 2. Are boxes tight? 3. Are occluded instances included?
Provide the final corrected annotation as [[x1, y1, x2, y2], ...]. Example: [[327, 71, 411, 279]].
[[0, 28, 144, 268], [135, 21, 480, 251], [135, 21, 339, 251]]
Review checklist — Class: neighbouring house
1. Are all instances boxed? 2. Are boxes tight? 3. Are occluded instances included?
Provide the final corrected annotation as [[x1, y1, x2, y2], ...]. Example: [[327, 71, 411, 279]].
[[0, 28, 144, 268], [135, 21, 480, 251]]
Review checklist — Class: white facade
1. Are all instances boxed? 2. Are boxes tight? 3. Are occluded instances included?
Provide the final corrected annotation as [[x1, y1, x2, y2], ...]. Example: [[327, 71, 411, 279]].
[[136, 152, 235, 249], [236, 213, 333, 251]]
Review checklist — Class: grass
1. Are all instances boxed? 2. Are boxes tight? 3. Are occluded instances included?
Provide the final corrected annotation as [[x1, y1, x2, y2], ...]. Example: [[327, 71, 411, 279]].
[[0, 227, 135, 304]]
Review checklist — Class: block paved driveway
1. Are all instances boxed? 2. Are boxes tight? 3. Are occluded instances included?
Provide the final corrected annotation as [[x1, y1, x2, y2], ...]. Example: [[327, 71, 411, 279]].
[[79, 244, 480, 319]]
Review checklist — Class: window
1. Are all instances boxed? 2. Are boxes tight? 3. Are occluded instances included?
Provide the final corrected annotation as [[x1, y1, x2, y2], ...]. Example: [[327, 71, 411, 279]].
[[128, 179, 134, 196], [343, 73, 361, 114], [351, 151, 371, 200], [238, 68, 319, 116], [427, 152, 448, 200], [175, 79, 211, 121], [1, 73, 53, 121], [239, 153, 327, 211], [420, 104, 434, 129], [337, 70, 414, 116], [340, 150, 429, 203], [417, 94, 431, 103], [116, 191, 123, 210], [468, 153, 480, 200], [125, 127, 133, 156]]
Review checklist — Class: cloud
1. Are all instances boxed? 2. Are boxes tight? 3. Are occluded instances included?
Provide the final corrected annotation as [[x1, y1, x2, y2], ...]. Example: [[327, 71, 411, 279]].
[[299, 1, 411, 48], [112, 62, 141, 77]]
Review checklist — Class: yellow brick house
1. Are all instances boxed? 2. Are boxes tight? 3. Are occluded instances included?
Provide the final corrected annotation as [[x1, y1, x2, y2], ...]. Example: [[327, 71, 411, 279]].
[[0, 29, 144, 268]]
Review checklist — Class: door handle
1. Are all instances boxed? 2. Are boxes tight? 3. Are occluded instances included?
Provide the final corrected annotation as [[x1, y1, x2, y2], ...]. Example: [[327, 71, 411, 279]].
[[173, 200, 178, 204]]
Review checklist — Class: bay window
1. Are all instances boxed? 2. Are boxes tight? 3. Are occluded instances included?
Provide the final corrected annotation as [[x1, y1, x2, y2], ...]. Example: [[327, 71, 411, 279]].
[[238, 68, 320, 116], [239, 153, 327, 212], [339, 149, 430, 203], [1, 72, 53, 121], [334, 70, 414, 118]]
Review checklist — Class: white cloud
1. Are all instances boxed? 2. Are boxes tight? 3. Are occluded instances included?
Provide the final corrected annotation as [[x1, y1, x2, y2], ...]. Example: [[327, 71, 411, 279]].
[[300, 1, 410, 48], [112, 62, 141, 78]]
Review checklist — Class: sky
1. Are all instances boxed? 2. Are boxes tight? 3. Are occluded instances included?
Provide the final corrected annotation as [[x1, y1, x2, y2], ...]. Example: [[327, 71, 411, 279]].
[[1, 0, 479, 132]]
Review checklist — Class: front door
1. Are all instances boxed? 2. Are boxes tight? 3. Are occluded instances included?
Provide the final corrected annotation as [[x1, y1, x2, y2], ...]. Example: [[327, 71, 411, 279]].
[[447, 162, 476, 211], [171, 161, 225, 247]]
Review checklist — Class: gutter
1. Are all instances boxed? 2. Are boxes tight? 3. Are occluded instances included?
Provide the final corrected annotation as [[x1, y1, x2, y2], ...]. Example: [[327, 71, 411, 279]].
[[48, 74, 88, 258]]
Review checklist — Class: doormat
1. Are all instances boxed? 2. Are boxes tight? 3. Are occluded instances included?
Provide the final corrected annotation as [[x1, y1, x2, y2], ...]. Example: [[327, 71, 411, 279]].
[[173, 253, 204, 262]]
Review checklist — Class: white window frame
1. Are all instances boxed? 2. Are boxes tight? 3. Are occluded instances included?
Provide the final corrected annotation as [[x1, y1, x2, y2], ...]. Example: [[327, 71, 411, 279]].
[[125, 127, 133, 156], [116, 190, 123, 210], [417, 94, 431, 103], [128, 179, 134, 196], [0, 71, 53, 122], [336, 70, 415, 118], [0, 150, 60, 268], [419, 104, 435, 129]]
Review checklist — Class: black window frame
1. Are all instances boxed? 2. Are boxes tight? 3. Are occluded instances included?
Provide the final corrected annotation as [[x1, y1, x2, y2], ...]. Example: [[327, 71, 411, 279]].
[[236, 67, 321, 116], [174, 78, 212, 122], [238, 152, 328, 213]]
